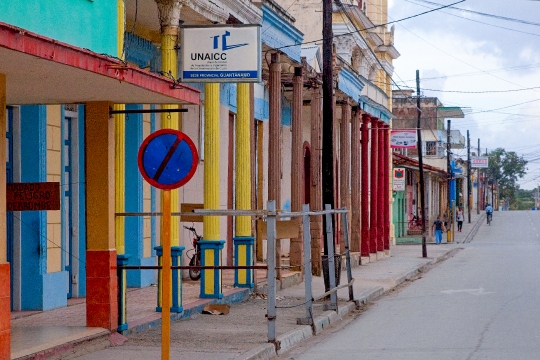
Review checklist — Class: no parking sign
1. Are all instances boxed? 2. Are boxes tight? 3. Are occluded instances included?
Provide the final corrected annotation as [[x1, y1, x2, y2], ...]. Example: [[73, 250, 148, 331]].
[[138, 129, 198, 190]]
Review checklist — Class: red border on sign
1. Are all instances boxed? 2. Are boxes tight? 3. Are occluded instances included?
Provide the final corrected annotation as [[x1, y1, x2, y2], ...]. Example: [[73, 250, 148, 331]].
[[137, 129, 199, 190]]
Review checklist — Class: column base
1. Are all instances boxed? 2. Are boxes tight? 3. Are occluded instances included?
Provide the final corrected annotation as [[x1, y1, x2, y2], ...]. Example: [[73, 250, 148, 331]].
[[199, 240, 225, 299], [233, 237, 255, 288], [86, 250, 118, 331], [0, 263, 11, 360]]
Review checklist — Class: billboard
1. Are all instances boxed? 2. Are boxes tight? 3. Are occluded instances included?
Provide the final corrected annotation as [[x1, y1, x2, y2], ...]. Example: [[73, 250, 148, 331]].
[[180, 25, 261, 83], [471, 156, 489, 168], [390, 130, 417, 149]]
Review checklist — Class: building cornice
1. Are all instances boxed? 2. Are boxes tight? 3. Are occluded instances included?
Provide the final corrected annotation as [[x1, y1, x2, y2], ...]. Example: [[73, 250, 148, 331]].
[[221, 0, 263, 24]]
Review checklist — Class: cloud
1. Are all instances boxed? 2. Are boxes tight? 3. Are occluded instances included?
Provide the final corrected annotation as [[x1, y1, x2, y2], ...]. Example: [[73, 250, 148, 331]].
[[389, 1, 540, 188]]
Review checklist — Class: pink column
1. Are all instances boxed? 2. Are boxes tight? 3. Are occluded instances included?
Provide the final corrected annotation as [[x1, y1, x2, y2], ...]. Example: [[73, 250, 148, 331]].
[[377, 120, 384, 252], [351, 108, 361, 253], [383, 124, 390, 251], [370, 118, 378, 255], [361, 114, 371, 258]]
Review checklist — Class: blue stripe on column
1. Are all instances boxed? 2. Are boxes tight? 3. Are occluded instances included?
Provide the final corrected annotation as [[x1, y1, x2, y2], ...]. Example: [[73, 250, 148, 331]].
[[78, 105, 87, 296]]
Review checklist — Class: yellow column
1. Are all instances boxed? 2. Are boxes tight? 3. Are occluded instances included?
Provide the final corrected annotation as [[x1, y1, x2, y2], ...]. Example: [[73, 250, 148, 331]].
[[85, 101, 118, 330], [114, 110, 125, 254], [201, 83, 224, 298], [234, 83, 253, 288], [115, 0, 126, 254], [0, 73, 10, 359], [236, 83, 251, 237], [204, 83, 221, 239], [161, 26, 181, 247]]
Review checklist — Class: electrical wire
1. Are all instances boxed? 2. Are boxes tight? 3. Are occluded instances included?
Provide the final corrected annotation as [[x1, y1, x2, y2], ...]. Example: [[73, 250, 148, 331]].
[[418, 85, 540, 94], [274, 0, 465, 51], [408, 0, 540, 27], [405, 0, 540, 37]]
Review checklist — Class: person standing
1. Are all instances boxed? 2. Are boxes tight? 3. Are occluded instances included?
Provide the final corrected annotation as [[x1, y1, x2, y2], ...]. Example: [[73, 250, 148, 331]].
[[456, 207, 464, 232], [432, 215, 446, 244]]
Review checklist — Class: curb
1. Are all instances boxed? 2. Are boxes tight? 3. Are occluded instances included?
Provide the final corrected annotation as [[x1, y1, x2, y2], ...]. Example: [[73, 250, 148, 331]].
[[13, 330, 111, 360], [460, 214, 485, 244], [240, 246, 460, 360]]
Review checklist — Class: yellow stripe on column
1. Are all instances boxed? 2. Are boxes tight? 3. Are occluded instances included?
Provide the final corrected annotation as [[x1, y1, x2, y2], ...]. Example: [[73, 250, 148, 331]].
[[204, 83, 220, 240], [160, 26, 181, 247], [236, 83, 251, 237], [204, 249, 215, 295], [238, 244, 246, 284], [114, 105, 125, 254]]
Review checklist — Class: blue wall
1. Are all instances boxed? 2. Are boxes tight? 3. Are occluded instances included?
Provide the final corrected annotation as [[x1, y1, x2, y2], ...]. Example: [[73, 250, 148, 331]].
[[0, 0, 118, 56], [125, 105, 156, 287], [20, 106, 67, 310]]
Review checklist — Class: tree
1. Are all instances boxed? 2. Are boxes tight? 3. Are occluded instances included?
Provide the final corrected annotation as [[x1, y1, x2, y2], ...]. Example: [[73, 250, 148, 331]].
[[486, 148, 528, 208]]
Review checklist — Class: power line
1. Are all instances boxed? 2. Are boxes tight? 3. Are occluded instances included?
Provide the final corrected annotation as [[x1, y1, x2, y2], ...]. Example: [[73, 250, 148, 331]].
[[404, 0, 540, 37], [419, 85, 540, 94], [275, 0, 465, 51], [408, 0, 540, 27]]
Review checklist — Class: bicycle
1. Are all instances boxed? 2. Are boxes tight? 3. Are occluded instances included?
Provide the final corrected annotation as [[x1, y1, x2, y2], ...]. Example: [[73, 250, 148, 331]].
[[184, 225, 202, 280], [408, 215, 423, 230], [487, 212, 492, 225]]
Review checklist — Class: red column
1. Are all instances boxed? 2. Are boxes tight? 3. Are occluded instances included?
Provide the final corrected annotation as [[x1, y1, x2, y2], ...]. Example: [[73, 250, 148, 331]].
[[361, 114, 371, 258], [383, 124, 390, 251], [0, 264, 9, 358], [370, 118, 378, 255], [351, 108, 361, 253], [377, 120, 384, 252]]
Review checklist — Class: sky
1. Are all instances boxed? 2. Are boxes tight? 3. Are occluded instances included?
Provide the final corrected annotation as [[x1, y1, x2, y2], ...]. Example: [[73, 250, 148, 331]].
[[387, 0, 540, 189]]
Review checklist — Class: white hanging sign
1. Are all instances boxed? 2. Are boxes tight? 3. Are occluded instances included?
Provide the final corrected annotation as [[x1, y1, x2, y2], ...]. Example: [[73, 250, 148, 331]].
[[393, 168, 406, 191], [180, 25, 261, 83], [471, 156, 489, 168], [390, 130, 417, 149]]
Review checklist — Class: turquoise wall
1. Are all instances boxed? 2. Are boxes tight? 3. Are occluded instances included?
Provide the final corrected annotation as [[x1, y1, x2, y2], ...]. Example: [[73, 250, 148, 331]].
[[0, 0, 118, 56]]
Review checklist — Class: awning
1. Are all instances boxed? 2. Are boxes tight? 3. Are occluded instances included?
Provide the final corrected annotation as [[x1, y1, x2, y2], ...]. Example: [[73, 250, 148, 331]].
[[393, 152, 447, 176], [0, 21, 200, 106]]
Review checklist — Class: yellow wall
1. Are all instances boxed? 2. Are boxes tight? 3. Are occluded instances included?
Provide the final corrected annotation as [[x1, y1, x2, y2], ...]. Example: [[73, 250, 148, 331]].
[[46, 105, 62, 273]]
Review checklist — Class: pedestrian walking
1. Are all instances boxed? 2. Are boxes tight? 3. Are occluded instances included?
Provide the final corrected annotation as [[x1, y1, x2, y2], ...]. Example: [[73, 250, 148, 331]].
[[456, 207, 464, 232], [432, 215, 446, 244]]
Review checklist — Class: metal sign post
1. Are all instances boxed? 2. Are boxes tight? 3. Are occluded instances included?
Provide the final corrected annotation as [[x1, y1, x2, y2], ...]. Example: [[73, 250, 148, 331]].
[[138, 129, 198, 360], [161, 189, 171, 360]]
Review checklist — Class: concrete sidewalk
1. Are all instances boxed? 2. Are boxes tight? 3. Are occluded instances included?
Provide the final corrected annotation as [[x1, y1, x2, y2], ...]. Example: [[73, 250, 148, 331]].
[[10, 212, 484, 359]]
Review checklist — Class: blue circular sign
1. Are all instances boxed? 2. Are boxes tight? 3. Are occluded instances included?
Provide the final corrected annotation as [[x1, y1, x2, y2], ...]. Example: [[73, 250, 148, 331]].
[[138, 129, 198, 190]]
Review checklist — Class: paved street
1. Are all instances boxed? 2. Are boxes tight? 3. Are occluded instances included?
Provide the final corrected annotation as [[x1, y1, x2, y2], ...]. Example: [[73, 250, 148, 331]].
[[282, 210, 540, 359], [11, 213, 482, 359]]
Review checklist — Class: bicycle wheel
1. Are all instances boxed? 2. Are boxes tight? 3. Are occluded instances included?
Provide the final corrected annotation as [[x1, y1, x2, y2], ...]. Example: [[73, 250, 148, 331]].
[[189, 254, 201, 281]]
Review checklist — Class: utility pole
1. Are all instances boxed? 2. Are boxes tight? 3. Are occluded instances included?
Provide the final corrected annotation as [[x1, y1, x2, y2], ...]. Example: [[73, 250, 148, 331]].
[[321, 0, 334, 278], [467, 130, 471, 223], [447, 119, 451, 241], [416, 70, 427, 258], [477, 138, 480, 214]]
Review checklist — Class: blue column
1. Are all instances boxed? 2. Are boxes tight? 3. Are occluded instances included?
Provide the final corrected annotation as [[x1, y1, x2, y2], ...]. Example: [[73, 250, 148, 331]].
[[124, 105, 157, 287], [154, 246, 163, 312], [116, 254, 130, 332], [199, 240, 225, 299], [20, 106, 67, 310], [171, 246, 184, 313], [233, 237, 254, 288], [154, 246, 184, 312], [77, 105, 87, 297]]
